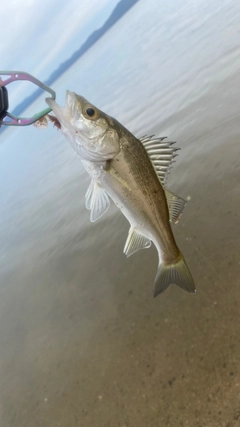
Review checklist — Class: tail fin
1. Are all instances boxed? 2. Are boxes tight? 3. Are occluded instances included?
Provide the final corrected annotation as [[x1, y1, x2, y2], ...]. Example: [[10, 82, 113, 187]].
[[153, 254, 196, 297]]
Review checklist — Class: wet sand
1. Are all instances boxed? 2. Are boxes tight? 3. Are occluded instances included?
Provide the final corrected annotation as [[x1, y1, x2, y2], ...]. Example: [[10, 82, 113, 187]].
[[1, 0, 240, 425]]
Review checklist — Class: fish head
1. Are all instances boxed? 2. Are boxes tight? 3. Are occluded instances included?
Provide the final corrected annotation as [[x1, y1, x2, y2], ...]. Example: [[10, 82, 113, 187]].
[[46, 91, 120, 161]]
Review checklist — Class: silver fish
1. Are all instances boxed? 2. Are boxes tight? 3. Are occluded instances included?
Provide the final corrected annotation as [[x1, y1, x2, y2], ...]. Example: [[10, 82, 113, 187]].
[[46, 92, 196, 297]]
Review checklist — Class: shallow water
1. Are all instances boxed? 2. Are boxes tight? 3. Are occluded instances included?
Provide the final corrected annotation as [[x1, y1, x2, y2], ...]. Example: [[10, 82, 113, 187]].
[[1, 0, 240, 426]]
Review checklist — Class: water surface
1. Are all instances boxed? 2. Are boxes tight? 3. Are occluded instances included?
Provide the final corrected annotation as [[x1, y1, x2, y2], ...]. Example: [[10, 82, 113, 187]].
[[1, 0, 240, 426]]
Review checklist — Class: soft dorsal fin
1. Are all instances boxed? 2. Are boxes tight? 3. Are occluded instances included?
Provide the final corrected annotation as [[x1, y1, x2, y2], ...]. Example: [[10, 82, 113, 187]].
[[164, 188, 186, 224], [123, 227, 151, 257], [85, 180, 110, 222], [139, 135, 179, 185]]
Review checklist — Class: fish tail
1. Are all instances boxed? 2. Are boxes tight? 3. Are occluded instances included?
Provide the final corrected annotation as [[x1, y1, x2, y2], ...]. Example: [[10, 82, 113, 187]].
[[153, 254, 196, 297]]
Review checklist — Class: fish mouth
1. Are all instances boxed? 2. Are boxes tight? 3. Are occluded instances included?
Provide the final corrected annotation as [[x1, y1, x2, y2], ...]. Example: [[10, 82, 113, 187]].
[[65, 90, 79, 118], [46, 91, 106, 141], [45, 97, 65, 122], [46, 91, 81, 131], [46, 91, 76, 117]]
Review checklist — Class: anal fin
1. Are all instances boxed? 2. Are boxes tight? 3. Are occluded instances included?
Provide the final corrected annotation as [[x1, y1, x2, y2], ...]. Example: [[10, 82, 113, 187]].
[[123, 228, 151, 257]]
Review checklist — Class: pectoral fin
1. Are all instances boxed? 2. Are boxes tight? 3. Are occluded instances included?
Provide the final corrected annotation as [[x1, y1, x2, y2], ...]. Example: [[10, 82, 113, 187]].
[[124, 227, 151, 257], [85, 180, 110, 222]]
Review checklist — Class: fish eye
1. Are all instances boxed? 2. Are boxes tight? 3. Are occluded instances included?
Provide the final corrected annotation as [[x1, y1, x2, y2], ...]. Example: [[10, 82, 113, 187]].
[[83, 105, 99, 120], [86, 107, 95, 117]]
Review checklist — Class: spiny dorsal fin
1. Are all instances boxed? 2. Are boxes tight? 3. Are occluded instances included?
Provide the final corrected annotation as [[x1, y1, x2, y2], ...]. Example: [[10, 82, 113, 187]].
[[123, 228, 151, 257], [139, 135, 179, 185], [164, 188, 186, 224], [85, 179, 110, 222]]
